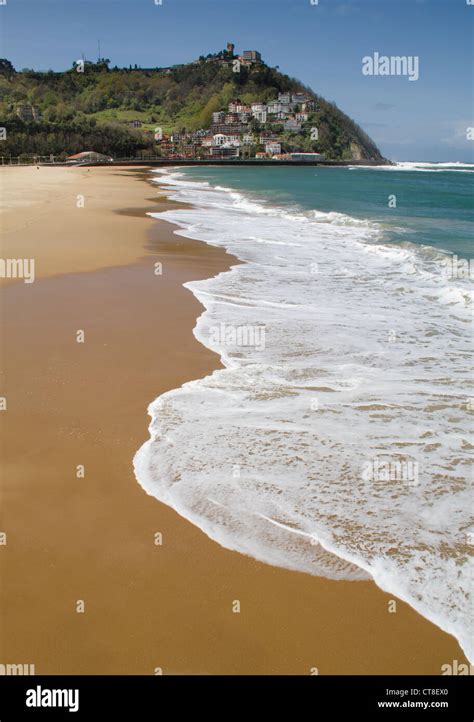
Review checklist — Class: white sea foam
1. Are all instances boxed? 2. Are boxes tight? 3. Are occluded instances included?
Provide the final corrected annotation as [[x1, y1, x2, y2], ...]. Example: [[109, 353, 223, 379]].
[[134, 168, 473, 662], [350, 161, 474, 173]]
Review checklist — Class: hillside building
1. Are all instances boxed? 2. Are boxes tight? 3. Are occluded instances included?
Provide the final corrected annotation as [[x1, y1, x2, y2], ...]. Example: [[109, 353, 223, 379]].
[[242, 50, 262, 64], [265, 141, 282, 156]]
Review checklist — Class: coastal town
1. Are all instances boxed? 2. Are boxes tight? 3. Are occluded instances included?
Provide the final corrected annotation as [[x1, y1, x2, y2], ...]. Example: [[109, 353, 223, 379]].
[[155, 90, 323, 161], [91, 44, 316, 161], [3, 42, 385, 165], [154, 45, 323, 160]]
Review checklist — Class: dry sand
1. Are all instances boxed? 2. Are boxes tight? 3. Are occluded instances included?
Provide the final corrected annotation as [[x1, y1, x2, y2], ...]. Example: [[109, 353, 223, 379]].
[[0, 165, 468, 674]]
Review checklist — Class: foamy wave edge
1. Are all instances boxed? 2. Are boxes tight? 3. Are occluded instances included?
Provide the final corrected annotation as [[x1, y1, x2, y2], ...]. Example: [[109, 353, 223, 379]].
[[133, 167, 473, 664]]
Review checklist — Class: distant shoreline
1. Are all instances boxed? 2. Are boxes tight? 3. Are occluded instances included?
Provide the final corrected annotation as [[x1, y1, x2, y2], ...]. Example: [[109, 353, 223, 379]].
[[1, 158, 393, 168], [96, 158, 393, 167]]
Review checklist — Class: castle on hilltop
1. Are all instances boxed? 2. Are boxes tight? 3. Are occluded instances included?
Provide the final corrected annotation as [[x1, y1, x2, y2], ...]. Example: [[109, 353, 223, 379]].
[[202, 43, 263, 67]]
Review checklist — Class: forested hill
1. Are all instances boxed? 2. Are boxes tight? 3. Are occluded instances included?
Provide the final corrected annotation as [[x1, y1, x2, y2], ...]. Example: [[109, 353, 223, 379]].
[[0, 51, 385, 161]]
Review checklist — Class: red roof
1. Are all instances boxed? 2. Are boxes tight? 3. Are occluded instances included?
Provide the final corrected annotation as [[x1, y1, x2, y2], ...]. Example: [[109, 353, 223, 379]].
[[66, 151, 98, 159], [66, 151, 112, 160]]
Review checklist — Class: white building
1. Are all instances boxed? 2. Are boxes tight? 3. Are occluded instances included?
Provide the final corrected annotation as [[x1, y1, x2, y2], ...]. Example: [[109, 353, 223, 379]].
[[225, 135, 241, 147], [265, 141, 282, 155], [251, 102, 266, 113], [212, 134, 228, 146], [229, 100, 250, 113], [213, 134, 240, 148], [252, 110, 267, 123], [266, 102, 279, 114], [267, 102, 290, 115]]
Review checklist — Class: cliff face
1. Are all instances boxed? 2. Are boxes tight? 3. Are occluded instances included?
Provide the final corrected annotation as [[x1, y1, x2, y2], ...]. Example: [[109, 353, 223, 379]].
[[0, 53, 385, 161], [350, 142, 365, 161]]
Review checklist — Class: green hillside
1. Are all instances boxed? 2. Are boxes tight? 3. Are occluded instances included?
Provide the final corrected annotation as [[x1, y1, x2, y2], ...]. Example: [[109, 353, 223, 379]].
[[0, 51, 384, 161]]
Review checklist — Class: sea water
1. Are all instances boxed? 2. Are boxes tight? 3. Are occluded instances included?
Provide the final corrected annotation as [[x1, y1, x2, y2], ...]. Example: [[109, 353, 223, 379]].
[[134, 162, 473, 661]]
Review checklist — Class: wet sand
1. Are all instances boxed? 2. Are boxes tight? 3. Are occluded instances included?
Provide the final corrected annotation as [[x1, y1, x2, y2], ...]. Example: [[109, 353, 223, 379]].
[[0, 166, 468, 674]]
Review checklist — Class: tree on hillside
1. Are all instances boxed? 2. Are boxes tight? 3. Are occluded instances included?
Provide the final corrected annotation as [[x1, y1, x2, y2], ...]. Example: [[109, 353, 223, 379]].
[[0, 59, 16, 80]]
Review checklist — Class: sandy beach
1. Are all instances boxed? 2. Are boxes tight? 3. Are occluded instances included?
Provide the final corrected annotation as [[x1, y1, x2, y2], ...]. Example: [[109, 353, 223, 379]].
[[0, 165, 468, 675]]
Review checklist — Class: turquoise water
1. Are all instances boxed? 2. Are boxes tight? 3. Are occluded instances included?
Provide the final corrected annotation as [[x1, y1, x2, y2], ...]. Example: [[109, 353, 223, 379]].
[[178, 162, 474, 258]]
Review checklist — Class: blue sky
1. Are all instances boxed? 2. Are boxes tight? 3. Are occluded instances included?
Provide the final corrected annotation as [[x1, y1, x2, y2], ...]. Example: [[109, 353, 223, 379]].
[[2, 0, 473, 161]]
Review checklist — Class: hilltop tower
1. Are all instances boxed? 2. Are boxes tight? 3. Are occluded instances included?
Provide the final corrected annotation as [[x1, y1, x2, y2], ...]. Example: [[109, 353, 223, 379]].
[[227, 42, 235, 56]]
